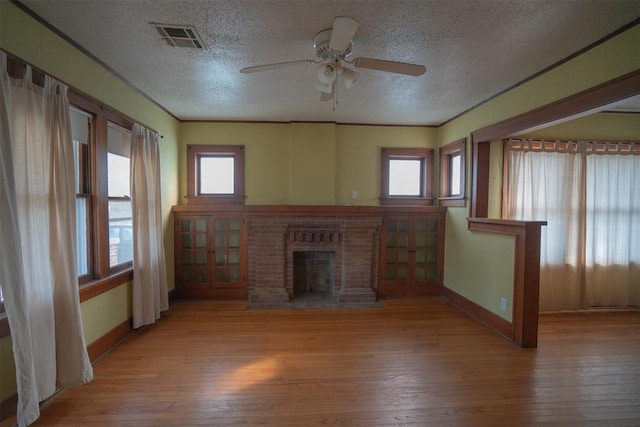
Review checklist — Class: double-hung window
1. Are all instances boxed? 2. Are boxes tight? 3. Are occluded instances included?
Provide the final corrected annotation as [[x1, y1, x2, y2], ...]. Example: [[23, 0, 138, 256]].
[[69, 91, 136, 281], [70, 108, 92, 281], [107, 123, 133, 268]]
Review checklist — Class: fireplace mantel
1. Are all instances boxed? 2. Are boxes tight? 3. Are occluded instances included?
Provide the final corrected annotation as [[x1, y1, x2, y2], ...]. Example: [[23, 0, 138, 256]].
[[172, 205, 446, 305]]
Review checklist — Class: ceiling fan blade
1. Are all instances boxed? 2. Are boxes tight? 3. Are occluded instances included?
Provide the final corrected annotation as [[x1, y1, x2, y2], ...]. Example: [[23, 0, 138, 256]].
[[329, 16, 360, 52], [240, 60, 316, 74], [351, 57, 426, 76]]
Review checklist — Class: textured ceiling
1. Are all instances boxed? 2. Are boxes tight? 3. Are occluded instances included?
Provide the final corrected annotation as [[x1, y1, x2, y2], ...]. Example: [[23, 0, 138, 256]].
[[19, 0, 640, 125]]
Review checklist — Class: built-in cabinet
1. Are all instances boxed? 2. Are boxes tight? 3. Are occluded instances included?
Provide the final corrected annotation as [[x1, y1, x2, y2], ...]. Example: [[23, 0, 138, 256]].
[[174, 211, 246, 299], [172, 206, 444, 301], [378, 215, 444, 297]]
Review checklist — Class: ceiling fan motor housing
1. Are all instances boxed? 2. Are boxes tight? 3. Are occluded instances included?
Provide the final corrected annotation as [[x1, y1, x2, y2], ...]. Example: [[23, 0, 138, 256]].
[[313, 29, 352, 60]]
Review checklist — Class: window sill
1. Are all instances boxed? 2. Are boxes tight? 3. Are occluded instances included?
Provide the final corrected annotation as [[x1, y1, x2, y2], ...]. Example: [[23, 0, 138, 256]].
[[379, 197, 434, 206], [439, 196, 466, 207], [79, 269, 133, 303], [185, 195, 246, 205]]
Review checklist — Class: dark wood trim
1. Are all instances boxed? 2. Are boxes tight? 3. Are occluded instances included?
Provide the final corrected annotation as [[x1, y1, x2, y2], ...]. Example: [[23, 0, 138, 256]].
[[470, 69, 640, 218], [470, 141, 491, 218], [439, 17, 640, 127], [379, 197, 435, 206], [180, 119, 438, 128], [186, 145, 245, 205], [437, 197, 465, 207], [79, 270, 133, 303], [86, 318, 133, 363], [0, 393, 18, 422], [168, 288, 178, 304], [380, 147, 435, 206], [0, 314, 9, 338], [467, 218, 546, 348], [173, 204, 448, 216], [599, 110, 640, 115], [442, 288, 513, 342], [473, 69, 640, 143]]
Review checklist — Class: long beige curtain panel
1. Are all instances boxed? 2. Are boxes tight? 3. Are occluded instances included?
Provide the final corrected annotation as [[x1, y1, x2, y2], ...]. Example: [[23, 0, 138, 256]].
[[0, 52, 93, 426], [130, 123, 168, 328]]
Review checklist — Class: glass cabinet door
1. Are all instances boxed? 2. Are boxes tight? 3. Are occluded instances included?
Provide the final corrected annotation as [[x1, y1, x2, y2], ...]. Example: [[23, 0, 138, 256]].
[[385, 218, 410, 282], [179, 216, 210, 286], [414, 219, 439, 283], [380, 215, 442, 297], [212, 217, 243, 288]]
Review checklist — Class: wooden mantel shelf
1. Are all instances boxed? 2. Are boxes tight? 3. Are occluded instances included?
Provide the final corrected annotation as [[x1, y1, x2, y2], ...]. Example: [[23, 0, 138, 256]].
[[172, 204, 447, 216], [468, 217, 547, 348]]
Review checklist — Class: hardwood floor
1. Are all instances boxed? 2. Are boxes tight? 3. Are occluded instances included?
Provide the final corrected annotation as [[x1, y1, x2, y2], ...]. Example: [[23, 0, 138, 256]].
[[33, 298, 639, 426]]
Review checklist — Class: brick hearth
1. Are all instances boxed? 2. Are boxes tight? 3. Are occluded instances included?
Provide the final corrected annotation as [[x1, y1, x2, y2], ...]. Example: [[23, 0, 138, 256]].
[[247, 216, 381, 306]]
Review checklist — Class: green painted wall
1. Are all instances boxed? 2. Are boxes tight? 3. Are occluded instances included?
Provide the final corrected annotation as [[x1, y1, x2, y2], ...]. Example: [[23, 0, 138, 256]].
[[179, 122, 438, 205], [178, 122, 293, 204], [336, 125, 438, 205], [439, 24, 640, 321], [80, 283, 132, 345], [519, 112, 640, 141]]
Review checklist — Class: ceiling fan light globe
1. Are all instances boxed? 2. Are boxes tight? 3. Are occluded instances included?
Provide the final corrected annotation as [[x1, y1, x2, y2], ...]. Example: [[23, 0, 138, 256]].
[[317, 64, 337, 84], [342, 67, 359, 89], [315, 81, 333, 93]]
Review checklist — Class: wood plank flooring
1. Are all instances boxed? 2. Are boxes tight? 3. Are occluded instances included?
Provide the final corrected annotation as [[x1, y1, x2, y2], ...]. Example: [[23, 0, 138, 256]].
[[33, 298, 639, 426]]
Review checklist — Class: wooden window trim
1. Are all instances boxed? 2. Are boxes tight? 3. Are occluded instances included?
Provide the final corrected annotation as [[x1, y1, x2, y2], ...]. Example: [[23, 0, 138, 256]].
[[186, 144, 245, 205], [439, 138, 466, 207], [380, 147, 434, 206]]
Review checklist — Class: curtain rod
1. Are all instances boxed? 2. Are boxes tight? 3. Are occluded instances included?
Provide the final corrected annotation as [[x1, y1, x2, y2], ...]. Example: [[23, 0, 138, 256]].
[[2, 49, 164, 139]]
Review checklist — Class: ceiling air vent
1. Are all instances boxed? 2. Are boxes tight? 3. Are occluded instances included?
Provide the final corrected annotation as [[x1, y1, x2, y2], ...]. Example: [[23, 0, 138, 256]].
[[152, 23, 205, 49]]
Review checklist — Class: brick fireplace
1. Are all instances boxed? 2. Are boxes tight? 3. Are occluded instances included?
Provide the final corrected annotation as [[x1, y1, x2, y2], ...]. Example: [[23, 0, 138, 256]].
[[246, 215, 381, 306]]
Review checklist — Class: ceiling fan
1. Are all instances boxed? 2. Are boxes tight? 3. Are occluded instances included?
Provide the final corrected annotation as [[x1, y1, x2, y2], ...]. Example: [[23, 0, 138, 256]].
[[240, 16, 426, 106]]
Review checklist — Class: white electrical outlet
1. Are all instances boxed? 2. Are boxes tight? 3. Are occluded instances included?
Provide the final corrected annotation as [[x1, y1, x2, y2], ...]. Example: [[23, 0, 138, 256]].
[[500, 297, 508, 312], [351, 190, 358, 199]]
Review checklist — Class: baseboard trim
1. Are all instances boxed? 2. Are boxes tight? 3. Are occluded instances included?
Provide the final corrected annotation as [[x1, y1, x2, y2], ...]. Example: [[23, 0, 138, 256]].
[[87, 318, 133, 363], [442, 286, 513, 343], [0, 393, 17, 423], [168, 288, 178, 305]]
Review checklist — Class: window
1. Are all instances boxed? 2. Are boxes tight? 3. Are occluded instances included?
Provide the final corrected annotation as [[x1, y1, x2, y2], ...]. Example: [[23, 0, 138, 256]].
[[505, 138, 640, 310], [69, 90, 136, 280], [186, 145, 245, 205], [107, 123, 133, 268], [439, 138, 466, 207], [70, 108, 92, 281], [380, 147, 434, 205]]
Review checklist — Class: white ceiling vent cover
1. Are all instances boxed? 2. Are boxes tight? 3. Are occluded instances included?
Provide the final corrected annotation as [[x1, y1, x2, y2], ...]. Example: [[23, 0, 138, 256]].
[[152, 23, 205, 49]]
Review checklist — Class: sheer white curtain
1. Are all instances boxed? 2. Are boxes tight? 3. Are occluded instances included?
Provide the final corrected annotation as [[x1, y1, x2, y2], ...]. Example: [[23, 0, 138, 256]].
[[505, 139, 640, 311], [506, 144, 585, 310], [130, 123, 168, 328], [585, 153, 640, 307], [0, 52, 93, 426]]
